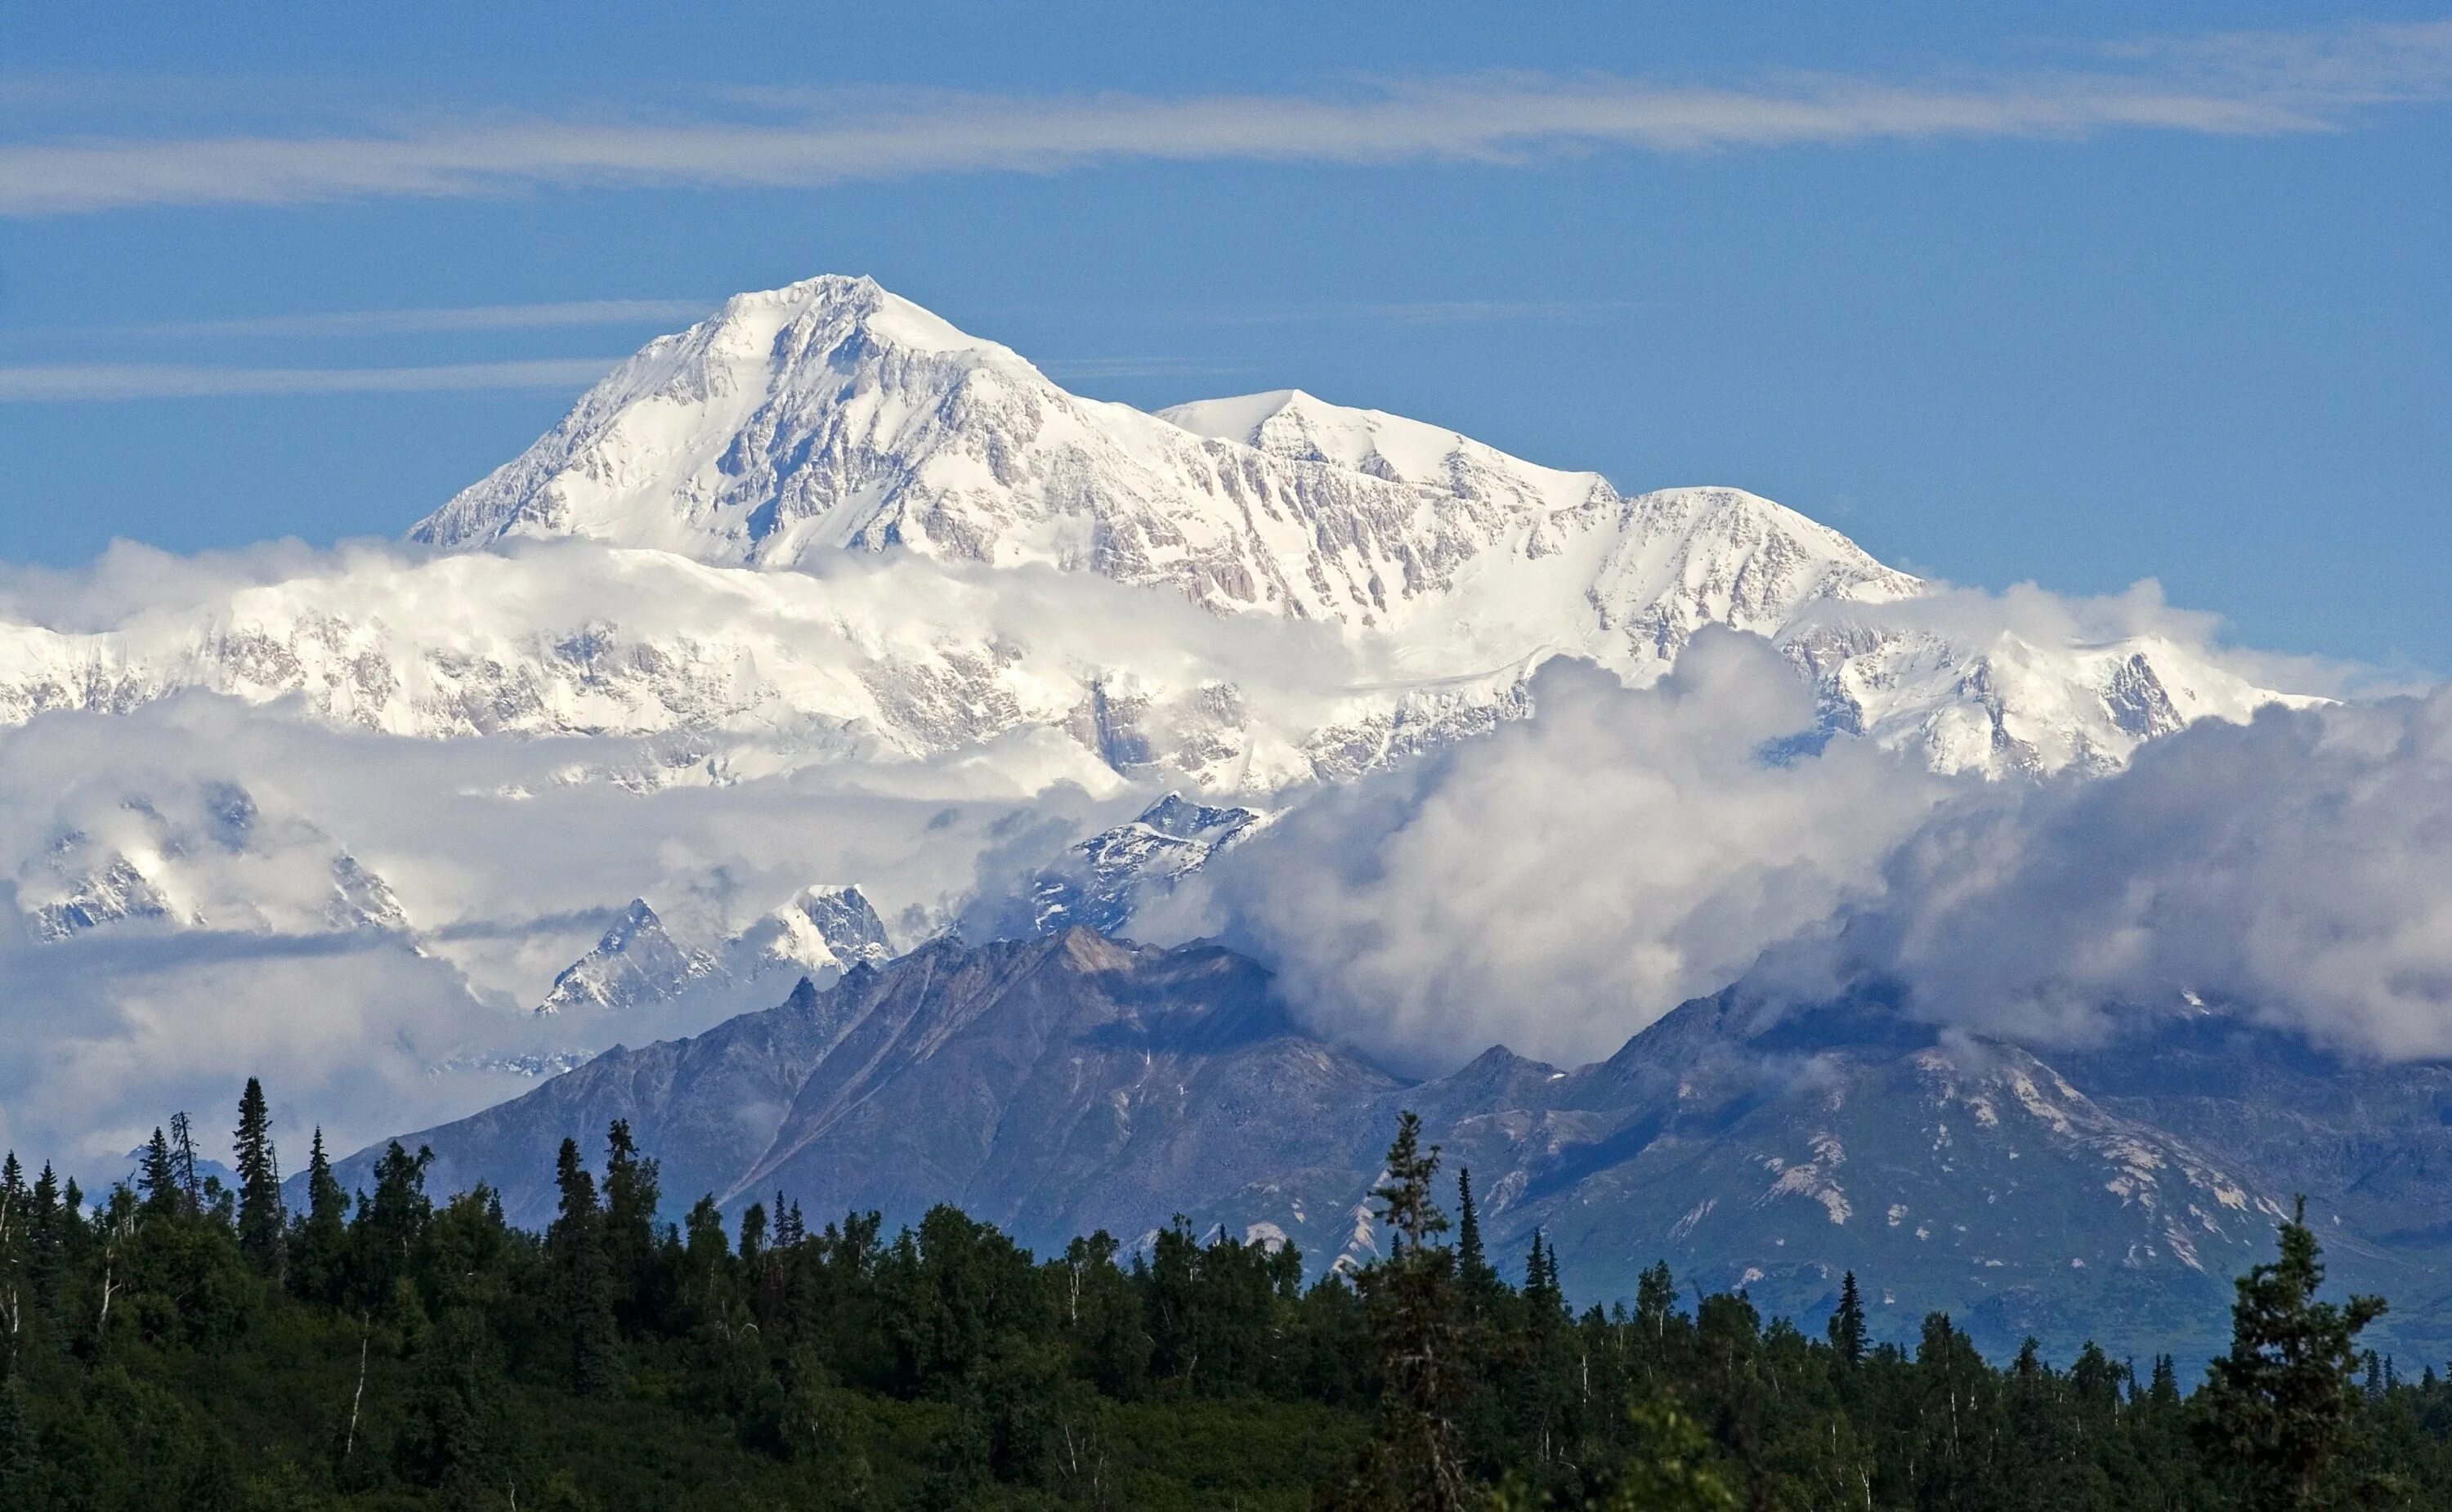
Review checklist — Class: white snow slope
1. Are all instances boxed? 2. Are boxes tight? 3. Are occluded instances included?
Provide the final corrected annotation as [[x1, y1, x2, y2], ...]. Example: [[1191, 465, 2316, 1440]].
[[11, 275, 2288, 792]]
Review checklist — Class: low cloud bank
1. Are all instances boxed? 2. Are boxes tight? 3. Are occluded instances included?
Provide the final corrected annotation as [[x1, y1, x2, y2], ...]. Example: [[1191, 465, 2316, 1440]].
[[1842, 685, 2452, 1060], [0, 691, 1115, 1181], [1148, 633, 1959, 1070], [1163, 632, 2452, 1071]]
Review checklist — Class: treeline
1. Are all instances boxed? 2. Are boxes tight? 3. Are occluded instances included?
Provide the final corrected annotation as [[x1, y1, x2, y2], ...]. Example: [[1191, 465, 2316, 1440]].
[[0, 1093, 2448, 1510]]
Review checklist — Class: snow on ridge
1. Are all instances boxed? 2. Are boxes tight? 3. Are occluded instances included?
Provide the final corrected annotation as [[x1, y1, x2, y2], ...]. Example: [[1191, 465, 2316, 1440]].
[[2, 273, 2300, 790]]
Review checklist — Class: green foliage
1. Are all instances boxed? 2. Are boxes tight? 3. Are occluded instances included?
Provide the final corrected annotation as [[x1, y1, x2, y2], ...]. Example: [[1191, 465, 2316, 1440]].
[[231, 1077, 286, 1282], [1828, 1269, 1868, 1371], [2, 1100, 2450, 1510], [2198, 1195, 2392, 1510]]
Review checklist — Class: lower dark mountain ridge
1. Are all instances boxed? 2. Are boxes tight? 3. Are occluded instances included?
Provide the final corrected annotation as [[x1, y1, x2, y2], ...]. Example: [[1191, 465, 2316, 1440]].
[[325, 927, 2452, 1366]]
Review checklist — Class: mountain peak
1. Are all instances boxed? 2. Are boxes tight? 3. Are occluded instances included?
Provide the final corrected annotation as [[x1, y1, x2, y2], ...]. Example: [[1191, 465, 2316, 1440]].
[[713, 273, 1010, 361], [406, 272, 1048, 561]]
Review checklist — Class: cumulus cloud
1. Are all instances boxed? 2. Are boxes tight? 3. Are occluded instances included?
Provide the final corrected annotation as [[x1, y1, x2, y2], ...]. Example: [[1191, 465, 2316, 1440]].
[[1147, 632, 1960, 1070], [0, 687, 1121, 1183], [1157, 624, 2452, 1076], [5, 20, 2448, 214], [1839, 687, 2452, 1060]]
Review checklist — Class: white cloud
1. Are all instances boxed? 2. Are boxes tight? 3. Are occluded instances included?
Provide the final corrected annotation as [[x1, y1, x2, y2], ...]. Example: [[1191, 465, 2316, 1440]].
[[1836, 684, 2452, 1060], [5, 20, 2447, 215], [1151, 615, 2452, 1076], [0, 685, 1121, 1182], [1145, 633, 1961, 1071]]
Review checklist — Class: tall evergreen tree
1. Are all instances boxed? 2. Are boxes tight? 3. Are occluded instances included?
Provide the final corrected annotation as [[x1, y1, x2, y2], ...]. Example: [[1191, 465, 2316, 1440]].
[[1339, 1111, 1470, 1511], [550, 1137, 618, 1396], [290, 1127, 350, 1304], [136, 1126, 179, 1218], [2149, 1353, 2181, 1408], [2197, 1197, 2387, 1511], [1827, 1270, 1867, 1369], [1455, 1168, 1488, 1286], [737, 1201, 767, 1268], [1522, 1230, 1566, 1327], [356, 1141, 435, 1308], [231, 1077, 285, 1280], [0, 1154, 22, 1357], [601, 1119, 660, 1320]]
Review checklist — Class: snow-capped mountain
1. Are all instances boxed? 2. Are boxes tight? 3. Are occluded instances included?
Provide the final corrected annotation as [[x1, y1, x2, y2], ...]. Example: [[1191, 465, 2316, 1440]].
[[13, 773, 413, 945], [2, 274, 2293, 791], [1026, 793, 1264, 936], [535, 884, 892, 1016], [535, 899, 720, 1015]]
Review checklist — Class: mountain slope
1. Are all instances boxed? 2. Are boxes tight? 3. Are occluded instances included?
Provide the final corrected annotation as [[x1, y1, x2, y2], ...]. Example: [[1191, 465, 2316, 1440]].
[[339, 929, 2452, 1364], [335, 929, 1403, 1239]]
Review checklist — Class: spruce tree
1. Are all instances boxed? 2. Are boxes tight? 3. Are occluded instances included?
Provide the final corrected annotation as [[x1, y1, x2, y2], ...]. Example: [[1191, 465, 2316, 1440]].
[[2197, 1197, 2386, 1510], [291, 1128, 350, 1304], [357, 1141, 434, 1307], [550, 1138, 618, 1396], [601, 1119, 660, 1320], [26, 1165, 60, 1301], [2149, 1353, 2181, 1409], [232, 1077, 285, 1280], [738, 1201, 767, 1268], [1344, 1111, 1468, 1510], [1828, 1270, 1867, 1369], [137, 1126, 178, 1217], [1455, 1167, 1487, 1279]]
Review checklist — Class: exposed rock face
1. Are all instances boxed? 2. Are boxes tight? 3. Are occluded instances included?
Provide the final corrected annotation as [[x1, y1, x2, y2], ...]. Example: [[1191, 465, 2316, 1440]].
[[342, 929, 1402, 1244]]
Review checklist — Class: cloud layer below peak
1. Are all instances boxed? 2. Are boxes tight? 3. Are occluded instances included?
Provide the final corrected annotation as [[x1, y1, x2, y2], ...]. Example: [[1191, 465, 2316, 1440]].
[[1157, 630, 2452, 1072]]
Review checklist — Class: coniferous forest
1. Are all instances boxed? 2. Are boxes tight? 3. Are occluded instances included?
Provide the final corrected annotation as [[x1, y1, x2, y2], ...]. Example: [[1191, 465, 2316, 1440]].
[[2, 1092, 2450, 1510]]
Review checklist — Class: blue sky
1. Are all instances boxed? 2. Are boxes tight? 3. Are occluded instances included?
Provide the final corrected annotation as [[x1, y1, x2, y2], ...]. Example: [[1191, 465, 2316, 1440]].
[[3, 2, 2446, 670]]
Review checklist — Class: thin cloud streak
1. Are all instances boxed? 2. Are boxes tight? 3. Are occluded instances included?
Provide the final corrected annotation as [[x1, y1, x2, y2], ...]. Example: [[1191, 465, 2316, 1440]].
[[4, 20, 2448, 215], [0, 358, 620, 401], [119, 298, 714, 339], [1183, 297, 1659, 328]]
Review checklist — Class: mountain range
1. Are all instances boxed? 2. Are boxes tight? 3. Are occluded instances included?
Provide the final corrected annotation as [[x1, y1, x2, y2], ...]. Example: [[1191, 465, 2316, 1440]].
[[331, 926, 2452, 1368], [0, 275, 2301, 1023], [5, 272, 2405, 1366]]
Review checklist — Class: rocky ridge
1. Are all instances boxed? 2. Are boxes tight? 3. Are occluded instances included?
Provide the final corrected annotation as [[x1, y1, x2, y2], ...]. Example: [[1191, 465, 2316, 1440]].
[[333, 929, 2450, 1367]]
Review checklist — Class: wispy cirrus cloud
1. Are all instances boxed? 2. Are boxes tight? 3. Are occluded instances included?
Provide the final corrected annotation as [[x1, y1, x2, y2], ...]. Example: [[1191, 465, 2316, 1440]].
[[0, 357, 620, 401], [1184, 297, 1657, 329], [117, 297, 714, 340], [3, 20, 2447, 216]]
